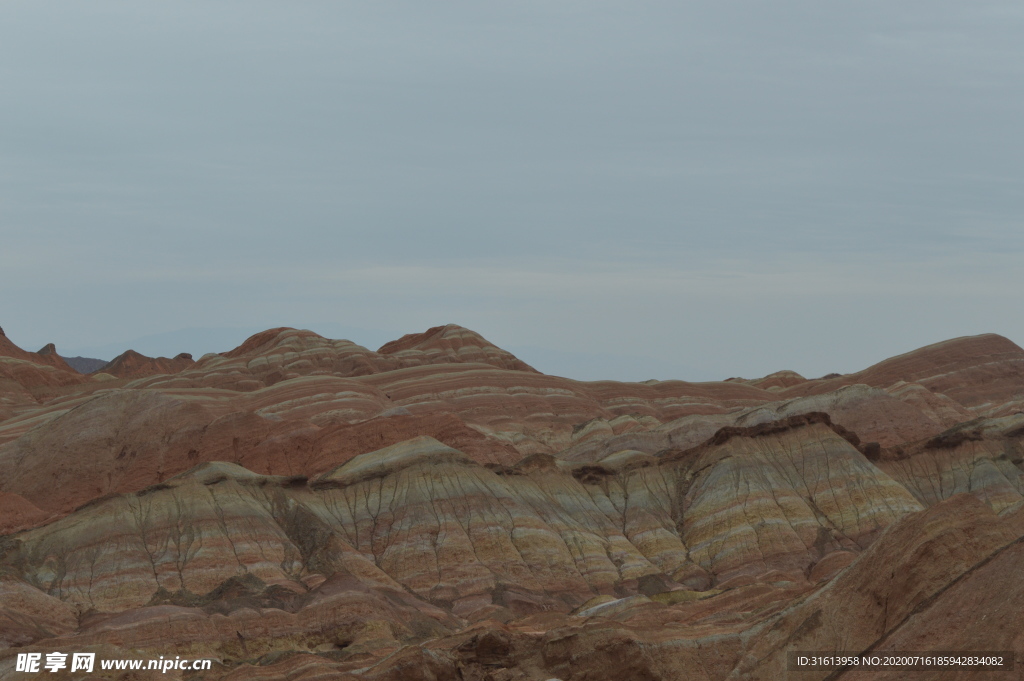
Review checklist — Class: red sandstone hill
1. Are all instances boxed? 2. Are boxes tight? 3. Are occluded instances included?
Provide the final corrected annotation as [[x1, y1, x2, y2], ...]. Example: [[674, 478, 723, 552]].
[[0, 327, 77, 374], [30, 342, 78, 374], [378, 323, 538, 373], [779, 333, 1024, 410], [0, 327, 85, 399], [1, 323, 1024, 680], [97, 349, 196, 379]]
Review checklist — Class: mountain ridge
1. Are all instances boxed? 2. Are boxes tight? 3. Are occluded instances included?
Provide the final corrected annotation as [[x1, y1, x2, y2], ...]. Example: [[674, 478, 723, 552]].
[[1, 322, 1023, 680]]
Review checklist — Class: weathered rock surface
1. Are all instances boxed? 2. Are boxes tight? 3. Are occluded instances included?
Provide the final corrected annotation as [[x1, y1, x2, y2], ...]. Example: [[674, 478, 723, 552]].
[[0, 418, 924, 653], [0, 386, 524, 516], [98, 349, 196, 378], [0, 331, 85, 399], [133, 325, 536, 393], [878, 413, 1024, 513], [2, 323, 1024, 680], [0, 332, 76, 376], [561, 382, 970, 463], [733, 493, 1024, 680], [0, 492, 51, 534], [0, 574, 78, 648], [780, 333, 1024, 411], [378, 324, 538, 373]]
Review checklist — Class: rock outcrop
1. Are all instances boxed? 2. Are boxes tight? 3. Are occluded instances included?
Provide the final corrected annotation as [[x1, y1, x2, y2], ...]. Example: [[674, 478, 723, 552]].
[[1, 323, 1024, 680], [98, 349, 196, 378], [0, 332, 86, 422], [780, 333, 1024, 411], [378, 324, 538, 373]]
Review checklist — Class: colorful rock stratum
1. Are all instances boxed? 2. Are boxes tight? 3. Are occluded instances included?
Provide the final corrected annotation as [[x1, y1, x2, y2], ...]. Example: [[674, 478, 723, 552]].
[[1, 323, 1023, 680]]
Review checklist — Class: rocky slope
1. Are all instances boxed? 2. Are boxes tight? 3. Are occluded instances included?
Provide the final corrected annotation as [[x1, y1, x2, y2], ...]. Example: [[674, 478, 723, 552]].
[[0, 329, 85, 396], [0, 324, 1022, 680], [0, 330, 88, 424], [97, 349, 196, 379], [777, 333, 1024, 412]]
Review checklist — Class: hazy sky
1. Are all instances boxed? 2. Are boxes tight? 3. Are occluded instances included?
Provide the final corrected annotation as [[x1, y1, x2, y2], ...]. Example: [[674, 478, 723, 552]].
[[2, 1, 1023, 380]]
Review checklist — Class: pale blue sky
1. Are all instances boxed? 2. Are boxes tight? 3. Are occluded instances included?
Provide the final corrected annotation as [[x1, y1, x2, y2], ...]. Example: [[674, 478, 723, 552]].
[[2, 2, 1023, 380]]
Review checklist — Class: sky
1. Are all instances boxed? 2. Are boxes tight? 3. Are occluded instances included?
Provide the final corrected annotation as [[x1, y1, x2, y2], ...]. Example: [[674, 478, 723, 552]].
[[2, 1, 1023, 381]]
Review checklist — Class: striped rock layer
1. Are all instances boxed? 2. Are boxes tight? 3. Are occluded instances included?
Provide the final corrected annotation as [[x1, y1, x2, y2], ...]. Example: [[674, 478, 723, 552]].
[[0, 324, 1023, 679]]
